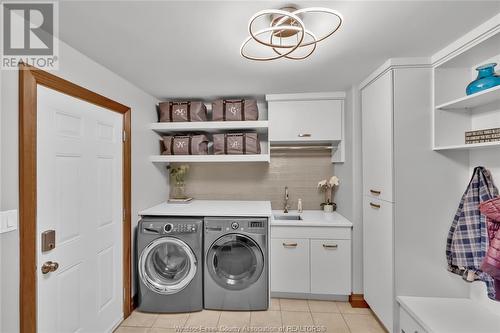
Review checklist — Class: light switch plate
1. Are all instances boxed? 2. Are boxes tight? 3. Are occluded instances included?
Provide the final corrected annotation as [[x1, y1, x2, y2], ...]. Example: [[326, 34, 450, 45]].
[[0, 210, 18, 233]]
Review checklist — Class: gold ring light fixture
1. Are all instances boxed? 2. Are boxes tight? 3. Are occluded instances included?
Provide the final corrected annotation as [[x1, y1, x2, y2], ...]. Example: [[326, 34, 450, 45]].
[[240, 6, 343, 61]]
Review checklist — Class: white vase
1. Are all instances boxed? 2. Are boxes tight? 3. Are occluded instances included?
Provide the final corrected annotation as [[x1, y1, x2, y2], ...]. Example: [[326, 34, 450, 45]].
[[323, 204, 334, 212]]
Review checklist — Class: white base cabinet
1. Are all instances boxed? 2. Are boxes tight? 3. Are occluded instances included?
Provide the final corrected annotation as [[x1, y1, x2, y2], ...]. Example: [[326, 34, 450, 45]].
[[270, 238, 310, 293], [399, 307, 427, 333], [270, 225, 352, 297], [310, 239, 351, 295], [363, 197, 394, 331]]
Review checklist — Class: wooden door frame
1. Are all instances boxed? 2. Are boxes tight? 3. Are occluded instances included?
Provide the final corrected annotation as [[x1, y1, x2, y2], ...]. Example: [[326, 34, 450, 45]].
[[18, 63, 132, 333]]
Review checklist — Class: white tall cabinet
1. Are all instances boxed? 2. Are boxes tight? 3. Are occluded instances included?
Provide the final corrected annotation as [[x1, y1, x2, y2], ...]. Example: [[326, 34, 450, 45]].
[[360, 15, 500, 333], [360, 61, 454, 333], [361, 70, 395, 332]]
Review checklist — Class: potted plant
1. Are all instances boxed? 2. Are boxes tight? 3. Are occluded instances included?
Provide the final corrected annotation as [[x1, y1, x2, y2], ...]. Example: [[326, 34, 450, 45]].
[[318, 176, 340, 212], [169, 164, 190, 199]]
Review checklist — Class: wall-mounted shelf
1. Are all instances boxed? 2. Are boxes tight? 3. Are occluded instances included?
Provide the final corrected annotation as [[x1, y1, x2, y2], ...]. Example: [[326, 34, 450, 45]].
[[150, 121, 269, 134], [436, 85, 500, 111], [150, 101, 271, 163], [433, 141, 500, 151], [433, 22, 500, 151], [150, 154, 270, 163]]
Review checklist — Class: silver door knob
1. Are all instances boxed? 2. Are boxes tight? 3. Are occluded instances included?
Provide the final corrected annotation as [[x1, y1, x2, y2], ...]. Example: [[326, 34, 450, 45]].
[[41, 261, 59, 274]]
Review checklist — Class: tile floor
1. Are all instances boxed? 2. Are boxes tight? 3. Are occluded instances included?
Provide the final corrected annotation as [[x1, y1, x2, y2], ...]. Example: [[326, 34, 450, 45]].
[[116, 299, 386, 333]]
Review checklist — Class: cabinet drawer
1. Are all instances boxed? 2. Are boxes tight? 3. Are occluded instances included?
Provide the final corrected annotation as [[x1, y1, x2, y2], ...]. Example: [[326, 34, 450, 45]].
[[310, 239, 351, 295], [271, 226, 351, 240], [363, 197, 394, 331], [399, 307, 427, 333], [269, 100, 342, 143], [270, 238, 310, 293]]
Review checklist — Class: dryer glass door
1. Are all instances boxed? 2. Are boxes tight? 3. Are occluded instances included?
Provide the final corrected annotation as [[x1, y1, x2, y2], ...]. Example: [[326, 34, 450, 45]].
[[139, 237, 197, 295], [207, 234, 264, 290]]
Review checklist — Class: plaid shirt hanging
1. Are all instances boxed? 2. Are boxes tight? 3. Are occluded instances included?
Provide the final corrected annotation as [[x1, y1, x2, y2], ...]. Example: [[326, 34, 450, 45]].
[[446, 166, 498, 299]]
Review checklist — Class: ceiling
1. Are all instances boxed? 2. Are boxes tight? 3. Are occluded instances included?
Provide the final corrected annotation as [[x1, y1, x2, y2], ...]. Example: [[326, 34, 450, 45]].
[[59, 1, 500, 100]]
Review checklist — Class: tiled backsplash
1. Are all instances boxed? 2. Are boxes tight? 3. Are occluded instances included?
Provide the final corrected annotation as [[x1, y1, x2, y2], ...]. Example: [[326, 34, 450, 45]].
[[175, 153, 335, 210]]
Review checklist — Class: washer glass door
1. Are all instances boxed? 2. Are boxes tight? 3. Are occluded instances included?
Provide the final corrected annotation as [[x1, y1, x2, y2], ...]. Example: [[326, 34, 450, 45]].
[[139, 237, 197, 295], [207, 234, 264, 290]]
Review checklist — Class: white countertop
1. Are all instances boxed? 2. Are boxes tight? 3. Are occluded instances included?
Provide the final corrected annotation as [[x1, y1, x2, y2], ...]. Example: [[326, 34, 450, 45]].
[[397, 296, 500, 333], [271, 210, 353, 227], [139, 200, 272, 217]]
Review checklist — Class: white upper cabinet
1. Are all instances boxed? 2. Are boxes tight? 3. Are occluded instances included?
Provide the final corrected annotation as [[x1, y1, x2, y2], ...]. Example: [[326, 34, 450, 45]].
[[266, 92, 344, 144], [361, 71, 394, 202]]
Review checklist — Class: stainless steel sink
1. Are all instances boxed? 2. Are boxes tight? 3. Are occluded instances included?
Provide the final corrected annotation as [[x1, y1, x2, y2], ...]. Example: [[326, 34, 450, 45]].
[[273, 214, 303, 221]]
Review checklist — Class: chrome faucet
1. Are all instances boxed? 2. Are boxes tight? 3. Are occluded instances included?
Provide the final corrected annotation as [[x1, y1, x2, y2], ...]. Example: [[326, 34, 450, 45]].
[[283, 186, 290, 213]]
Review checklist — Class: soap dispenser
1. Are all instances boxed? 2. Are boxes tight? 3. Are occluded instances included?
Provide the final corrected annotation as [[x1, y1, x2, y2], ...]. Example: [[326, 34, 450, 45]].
[[297, 198, 303, 214]]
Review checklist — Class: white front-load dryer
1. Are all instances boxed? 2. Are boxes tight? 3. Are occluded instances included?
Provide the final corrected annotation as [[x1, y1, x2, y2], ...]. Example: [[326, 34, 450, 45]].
[[137, 217, 203, 313]]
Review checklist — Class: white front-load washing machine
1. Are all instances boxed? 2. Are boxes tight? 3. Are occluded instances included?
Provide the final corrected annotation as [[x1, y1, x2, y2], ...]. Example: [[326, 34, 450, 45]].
[[204, 217, 268, 310], [137, 217, 203, 313]]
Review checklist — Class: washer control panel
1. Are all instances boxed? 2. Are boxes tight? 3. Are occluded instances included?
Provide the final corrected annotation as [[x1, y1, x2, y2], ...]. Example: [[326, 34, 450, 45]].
[[164, 223, 197, 234]]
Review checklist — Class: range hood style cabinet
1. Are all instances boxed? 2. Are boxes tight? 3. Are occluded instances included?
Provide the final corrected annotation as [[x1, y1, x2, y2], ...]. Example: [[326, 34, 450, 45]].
[[266, 92, 346, 163]]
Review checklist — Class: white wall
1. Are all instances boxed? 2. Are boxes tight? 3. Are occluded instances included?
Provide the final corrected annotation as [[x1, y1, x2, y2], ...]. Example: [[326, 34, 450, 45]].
[[335, 86, 363, 294], [0, 59, 3, 331], [0, 39, 167, 332], [393, 67, 470, 298]]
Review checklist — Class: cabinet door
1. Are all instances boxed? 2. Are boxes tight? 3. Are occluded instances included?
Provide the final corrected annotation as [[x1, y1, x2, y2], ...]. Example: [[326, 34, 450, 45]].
[[363, 197, 394, 332], [269, 99, 342, 143], [362, 71, 394, 202], [399, 307, 427, 333], [270, 238, 310, 293], [310, 239, 351, 295]]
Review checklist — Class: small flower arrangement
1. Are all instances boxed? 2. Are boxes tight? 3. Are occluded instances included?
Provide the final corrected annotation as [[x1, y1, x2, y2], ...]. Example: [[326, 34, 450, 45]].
[[318, 176, 340, 212], [169, 164, 189, 199], [170, 164, 189, 184]]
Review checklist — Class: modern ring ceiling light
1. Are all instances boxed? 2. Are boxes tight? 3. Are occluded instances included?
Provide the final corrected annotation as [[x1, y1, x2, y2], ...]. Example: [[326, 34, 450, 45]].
[[240, 6, 343, 61]]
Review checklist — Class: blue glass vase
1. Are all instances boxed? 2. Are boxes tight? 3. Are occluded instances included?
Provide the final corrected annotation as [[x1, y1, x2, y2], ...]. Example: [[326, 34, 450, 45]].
[[466, 63, 500, 95]]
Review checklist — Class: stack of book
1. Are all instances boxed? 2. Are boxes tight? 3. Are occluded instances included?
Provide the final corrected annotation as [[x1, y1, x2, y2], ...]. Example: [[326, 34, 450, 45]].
[[465, 128, 500, 144]]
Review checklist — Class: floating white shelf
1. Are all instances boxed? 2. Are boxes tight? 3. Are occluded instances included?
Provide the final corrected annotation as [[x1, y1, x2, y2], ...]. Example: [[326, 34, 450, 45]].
[[150, 121, 269, 134], [436, 85, 500, 110], [149, 154, 270, 163], [433, 141, 500, 151]]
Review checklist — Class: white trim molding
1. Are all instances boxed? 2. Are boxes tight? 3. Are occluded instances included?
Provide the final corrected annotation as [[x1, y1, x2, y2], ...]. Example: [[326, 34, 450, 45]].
[[358, 57, 432, 90], [431, 12, 500, 68], [266, 91, 346, 101]]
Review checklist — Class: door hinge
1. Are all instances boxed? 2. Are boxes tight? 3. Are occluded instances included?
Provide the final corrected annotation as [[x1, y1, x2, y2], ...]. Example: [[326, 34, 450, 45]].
[[122, 130, 126, 142], [123, 287, 126, 301], [123, 209, 126, 221]]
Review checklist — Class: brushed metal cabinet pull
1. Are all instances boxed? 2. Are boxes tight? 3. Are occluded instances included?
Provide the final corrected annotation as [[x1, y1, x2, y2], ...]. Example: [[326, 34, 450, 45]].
[[370, 202, 381, 209], [370, 189, 381, 195], [283, 242, 298, 248], [298, 133, 311, 137], [323, 244, 338, 249]]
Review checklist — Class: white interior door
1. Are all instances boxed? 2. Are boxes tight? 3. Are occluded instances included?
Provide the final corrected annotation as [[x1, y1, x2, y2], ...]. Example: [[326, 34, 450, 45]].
[[37, 85, 124, 333]]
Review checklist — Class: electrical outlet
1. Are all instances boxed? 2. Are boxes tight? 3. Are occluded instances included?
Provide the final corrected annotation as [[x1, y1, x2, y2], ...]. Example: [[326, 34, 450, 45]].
[[0, 209, 18, 233]]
